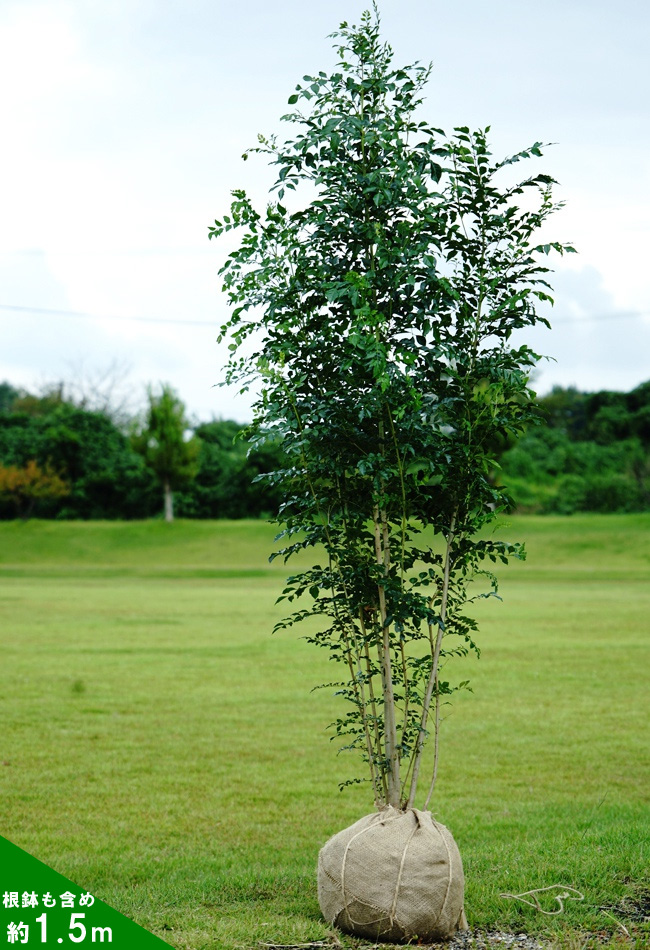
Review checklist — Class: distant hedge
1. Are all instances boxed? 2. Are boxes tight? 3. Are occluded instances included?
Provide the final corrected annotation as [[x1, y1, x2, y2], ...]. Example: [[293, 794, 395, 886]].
[[0, 385, 286, 520], [1, 380, 648, 518], [498, 381, 650, 513]]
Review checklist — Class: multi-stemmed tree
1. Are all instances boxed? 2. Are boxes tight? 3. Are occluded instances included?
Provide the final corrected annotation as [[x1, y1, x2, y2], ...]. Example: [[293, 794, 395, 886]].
[[211, 5, 572, 939]]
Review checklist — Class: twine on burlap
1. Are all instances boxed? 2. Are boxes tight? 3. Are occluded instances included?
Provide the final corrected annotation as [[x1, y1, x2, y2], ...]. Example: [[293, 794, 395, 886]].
[[318, 807, 464, 941], [339, 810, 422, 932], [430, 815, 455, 925], [500, 885, 585, 915]]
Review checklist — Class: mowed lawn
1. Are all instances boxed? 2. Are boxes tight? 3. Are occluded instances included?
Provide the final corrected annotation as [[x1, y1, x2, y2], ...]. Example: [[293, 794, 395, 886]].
[[0, 516, 648, 949]]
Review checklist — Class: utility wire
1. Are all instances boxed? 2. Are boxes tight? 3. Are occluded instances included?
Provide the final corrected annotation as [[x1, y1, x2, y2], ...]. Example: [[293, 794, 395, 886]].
[[0, 302, 648, 327], [0, 303, 216, 327]]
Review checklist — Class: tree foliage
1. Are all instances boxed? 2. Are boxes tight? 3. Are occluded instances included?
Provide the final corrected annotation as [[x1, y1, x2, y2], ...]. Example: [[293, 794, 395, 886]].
[[0, 391, 155, 519], [175, 420, 286, 519], [0, 460, 69, 519], [1, 374, 646, 521], [210, 7, 574, 807], [498, 381, 650, 513], [0, 383, 288, 521], [131, 385, 200, 522], [0, 382, 21, 413]]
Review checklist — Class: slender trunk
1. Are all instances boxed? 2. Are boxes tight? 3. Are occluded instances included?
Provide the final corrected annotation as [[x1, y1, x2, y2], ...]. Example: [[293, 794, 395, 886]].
[[164, 480, 174, 523], [343, 629, 380, 804], [424, 672, 442, 812], [360, 612, 387, 803], [373, 506, 400, 806], [406, 510, 457, 809]]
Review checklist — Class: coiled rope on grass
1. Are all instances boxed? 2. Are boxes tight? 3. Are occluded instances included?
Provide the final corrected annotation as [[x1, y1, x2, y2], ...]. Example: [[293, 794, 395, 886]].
[[500, 884, 585, 915]]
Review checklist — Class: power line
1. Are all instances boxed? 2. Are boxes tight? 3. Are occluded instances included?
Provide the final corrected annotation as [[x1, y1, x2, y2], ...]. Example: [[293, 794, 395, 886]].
[[0, 248, 213, 257], [0, 302, 648, 327], [0, 303, 216, 327]]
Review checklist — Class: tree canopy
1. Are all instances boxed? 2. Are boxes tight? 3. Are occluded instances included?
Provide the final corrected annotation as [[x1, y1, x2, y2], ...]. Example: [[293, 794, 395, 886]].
[[210, 6, 576, 806]]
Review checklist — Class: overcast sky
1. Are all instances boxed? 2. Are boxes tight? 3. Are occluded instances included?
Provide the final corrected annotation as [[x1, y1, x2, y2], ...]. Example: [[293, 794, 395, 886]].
[[1, 0, 648, 422]]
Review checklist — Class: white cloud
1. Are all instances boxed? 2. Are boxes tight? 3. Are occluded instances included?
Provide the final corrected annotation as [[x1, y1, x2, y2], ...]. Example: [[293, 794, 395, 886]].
[[0, 0, 648, 420]]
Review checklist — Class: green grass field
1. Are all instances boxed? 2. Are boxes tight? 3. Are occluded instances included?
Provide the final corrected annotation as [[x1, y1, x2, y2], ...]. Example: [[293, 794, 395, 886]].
[[1, 516, 648, 949]]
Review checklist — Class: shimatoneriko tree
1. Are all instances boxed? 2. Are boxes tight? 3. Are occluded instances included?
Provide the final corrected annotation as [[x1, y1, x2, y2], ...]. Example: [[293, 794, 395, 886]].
[[210, 6, 573, 941], [132, 385, 200, 522]]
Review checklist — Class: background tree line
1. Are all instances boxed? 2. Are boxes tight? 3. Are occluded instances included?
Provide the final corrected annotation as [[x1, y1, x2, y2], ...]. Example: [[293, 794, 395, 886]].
[[0, 381, 285, 520], [0, 377, 648, 519], [497, 379, 650, 513]]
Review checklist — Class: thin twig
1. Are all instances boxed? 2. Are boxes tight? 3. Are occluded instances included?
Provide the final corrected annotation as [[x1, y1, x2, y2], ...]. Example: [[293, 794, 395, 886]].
[[373, 503, 399, 806], [408, 509, 457, 809], [600, 909, 630, 937], [360, 611, 387, 803]]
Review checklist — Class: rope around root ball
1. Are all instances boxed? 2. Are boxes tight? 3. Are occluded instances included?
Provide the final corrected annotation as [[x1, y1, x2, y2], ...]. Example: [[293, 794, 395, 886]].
[[339, 810, 454, 935], [500, 884, 585, 915]]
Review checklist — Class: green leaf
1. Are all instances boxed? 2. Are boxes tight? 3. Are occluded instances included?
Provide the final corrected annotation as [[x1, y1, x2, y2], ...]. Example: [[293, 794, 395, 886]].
[[208, 1, 569, 806]]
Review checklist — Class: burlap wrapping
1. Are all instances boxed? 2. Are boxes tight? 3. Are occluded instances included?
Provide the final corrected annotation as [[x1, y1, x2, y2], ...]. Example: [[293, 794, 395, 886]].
[[317, 806, 466, 943]]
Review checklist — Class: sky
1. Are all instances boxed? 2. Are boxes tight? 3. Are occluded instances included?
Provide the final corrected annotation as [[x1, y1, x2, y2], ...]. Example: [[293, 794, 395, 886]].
[[1, 0, 648, 423]]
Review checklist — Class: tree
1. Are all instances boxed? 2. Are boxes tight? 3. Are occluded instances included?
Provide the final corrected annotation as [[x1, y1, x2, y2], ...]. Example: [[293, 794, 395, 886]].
[[175, 420, 288, 519], [132, 385, 200, 522], [51, 359, 139, 431], [0, 460, 69, 519], [0, 382, 21, 413], [0, 393, 155, 519], [538, 385, 588, 439], [210, 8, 574, 938], [212, 5, 571, 811], [498, 381, 650, 513]]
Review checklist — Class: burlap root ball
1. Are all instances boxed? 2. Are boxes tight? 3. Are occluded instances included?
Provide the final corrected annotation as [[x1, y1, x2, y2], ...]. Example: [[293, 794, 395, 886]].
[[318, 806, 466, 943]]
